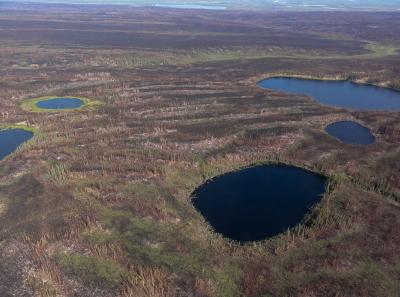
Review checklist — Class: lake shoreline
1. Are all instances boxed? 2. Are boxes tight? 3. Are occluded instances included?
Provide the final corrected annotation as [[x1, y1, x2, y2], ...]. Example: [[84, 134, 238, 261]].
[[256, 75, 400, 111], [191, 160, 330, 244], [253, 73, 400, 93]]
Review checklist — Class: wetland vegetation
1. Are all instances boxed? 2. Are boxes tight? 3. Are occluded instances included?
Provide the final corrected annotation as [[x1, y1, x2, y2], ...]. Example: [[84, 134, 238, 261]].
[[0, 3, 399, 297]]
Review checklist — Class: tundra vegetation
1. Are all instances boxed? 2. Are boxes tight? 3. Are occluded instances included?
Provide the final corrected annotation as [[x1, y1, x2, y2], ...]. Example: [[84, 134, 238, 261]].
[[0, 4, 399, 297]]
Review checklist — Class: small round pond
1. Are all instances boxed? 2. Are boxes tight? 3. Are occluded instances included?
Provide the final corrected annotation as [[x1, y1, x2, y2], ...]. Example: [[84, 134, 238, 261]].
[[0, 129, 33, 160], [191, 164, 327, 242], [35, 97, 84, 110], [325, 121, 375, 145], [257, 77, 400, 111]]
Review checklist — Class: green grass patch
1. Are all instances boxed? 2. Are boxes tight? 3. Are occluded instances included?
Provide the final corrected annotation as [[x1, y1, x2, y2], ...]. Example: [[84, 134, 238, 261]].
[[212, 265, 242, 297], [55, 251, 127, 288], [21, 96, 100, 113], [358, 259, 400, 297], [99, 42, 400, 69], [0, 123, 37, 134], [44, 161, 69, 186], [363, 42, 399, 59], [96, 203, 229, 288]]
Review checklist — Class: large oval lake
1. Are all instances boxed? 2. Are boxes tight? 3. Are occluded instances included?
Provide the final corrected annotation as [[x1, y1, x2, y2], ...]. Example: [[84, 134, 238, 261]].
[[326, 121, 375, 145], [257, 77, 400, 111], [36, 97, 84, 110], [0, 129, 33, 160], [191, 164, 327, 242]]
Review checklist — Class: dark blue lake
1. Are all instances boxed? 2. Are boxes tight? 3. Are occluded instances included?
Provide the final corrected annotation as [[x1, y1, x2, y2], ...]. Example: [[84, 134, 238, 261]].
[[36, 97, 84, 110], [257, 77, 400, 111], [325, 121, 375, 145], [0, 129, 33, 160], [191, 164, 327, 242]]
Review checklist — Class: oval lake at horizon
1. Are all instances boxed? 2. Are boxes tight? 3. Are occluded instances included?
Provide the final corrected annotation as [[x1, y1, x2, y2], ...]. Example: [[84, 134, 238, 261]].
[[0, 129, 33, 160], [35, 97, 84, 110], [325, 121, 375, 145], [257, 77, 400, 111], [191, 164, 327, 242]]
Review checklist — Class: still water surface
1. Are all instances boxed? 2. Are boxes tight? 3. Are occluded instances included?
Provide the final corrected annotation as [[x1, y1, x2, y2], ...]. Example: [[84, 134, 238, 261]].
[[325, 121, 375, 145], [36, 97, 84, 110], [192, 164, 327, 242], [0, 129, 33, 160], [258, 77, 400, 111]]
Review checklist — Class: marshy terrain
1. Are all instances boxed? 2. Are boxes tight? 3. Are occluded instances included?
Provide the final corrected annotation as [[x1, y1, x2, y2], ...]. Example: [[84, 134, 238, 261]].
[[0, 3, 399, 297]]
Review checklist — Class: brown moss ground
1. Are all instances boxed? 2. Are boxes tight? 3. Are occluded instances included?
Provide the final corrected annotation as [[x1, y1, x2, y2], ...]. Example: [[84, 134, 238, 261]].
[[0, 5, 399, 297]]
